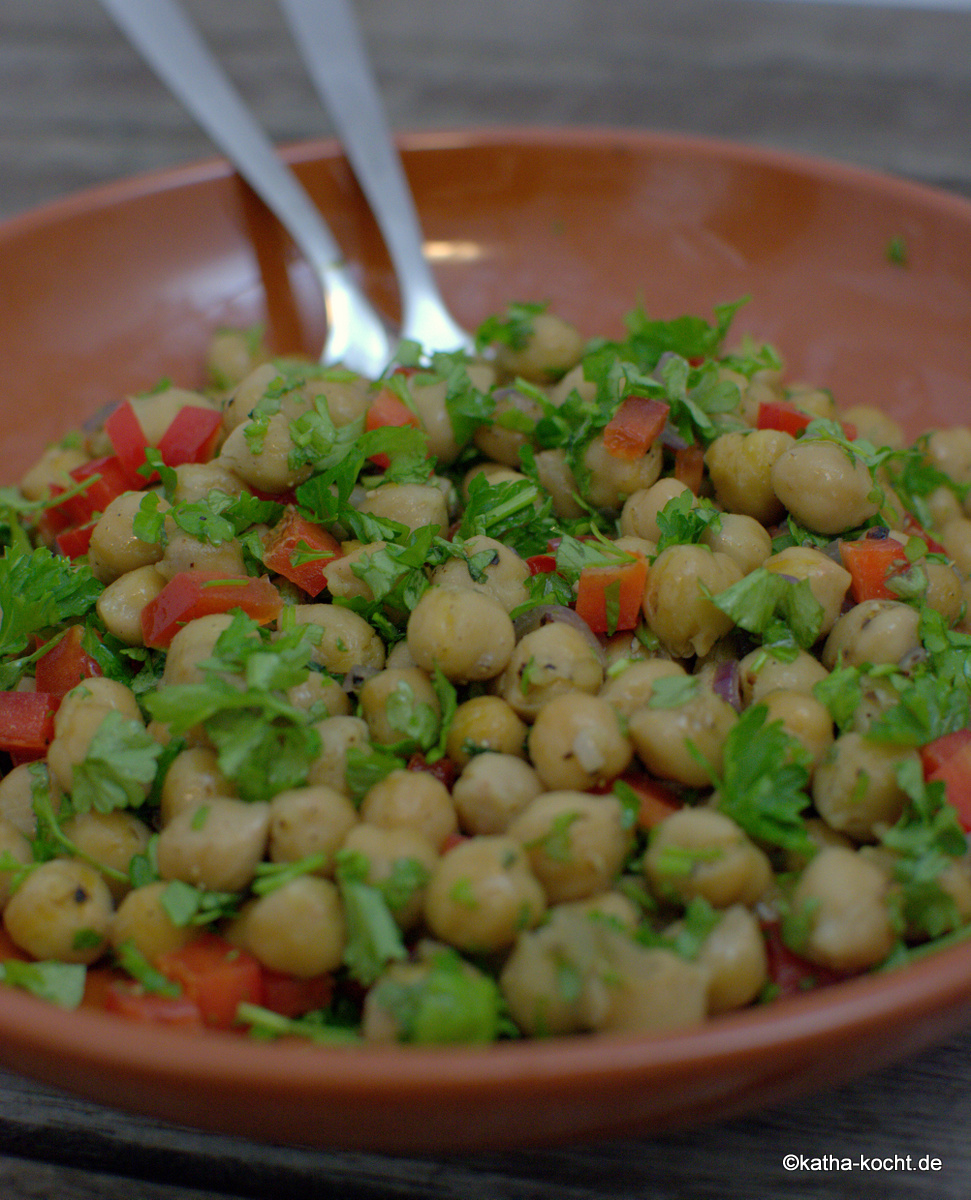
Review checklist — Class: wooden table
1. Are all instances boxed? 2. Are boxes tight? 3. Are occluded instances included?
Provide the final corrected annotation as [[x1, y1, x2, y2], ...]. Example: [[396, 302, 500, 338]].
[[4, 1, 971, 1196]]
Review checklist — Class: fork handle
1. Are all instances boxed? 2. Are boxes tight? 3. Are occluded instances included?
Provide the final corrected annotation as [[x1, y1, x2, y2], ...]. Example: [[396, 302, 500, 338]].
[[278, 0, 471, 352], [98, 0, 391, 375]]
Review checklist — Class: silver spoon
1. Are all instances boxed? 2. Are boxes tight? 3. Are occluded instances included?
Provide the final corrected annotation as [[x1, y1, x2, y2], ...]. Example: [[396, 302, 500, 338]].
[[98, 0, 466, 376]]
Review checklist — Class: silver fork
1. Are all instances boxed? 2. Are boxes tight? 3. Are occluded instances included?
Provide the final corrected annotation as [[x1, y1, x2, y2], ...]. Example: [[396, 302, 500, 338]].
[[98, 0, 469, 377]]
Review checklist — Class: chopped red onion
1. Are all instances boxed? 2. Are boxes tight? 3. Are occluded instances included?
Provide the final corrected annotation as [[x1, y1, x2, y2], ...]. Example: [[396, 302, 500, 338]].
[[712, 659, 742, 711]]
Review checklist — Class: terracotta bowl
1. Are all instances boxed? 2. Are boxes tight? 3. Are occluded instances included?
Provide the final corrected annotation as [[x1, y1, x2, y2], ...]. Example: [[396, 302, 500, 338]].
[[2, 127, 971, 1153]]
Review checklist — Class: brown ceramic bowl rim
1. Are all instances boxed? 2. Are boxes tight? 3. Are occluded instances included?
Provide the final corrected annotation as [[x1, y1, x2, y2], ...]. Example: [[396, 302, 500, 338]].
[[3, 124, 971, 1129]]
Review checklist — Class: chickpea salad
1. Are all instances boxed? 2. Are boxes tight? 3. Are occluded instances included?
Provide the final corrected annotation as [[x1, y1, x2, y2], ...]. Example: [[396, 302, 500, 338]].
[[1, 297, 971, 1045]]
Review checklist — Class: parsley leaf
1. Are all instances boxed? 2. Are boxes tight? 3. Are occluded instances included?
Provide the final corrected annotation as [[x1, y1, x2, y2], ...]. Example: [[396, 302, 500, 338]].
[[69, 710, 163, 814], [0, 959, 87, 1009], [0, 546, 102, 659], [709, 567, 824, 651]]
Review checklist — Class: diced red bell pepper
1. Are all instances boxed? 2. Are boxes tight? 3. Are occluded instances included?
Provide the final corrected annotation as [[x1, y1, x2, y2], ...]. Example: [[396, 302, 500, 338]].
[[406, 751, 457, 792], [761, 921, 844, 1000], [261, 507, 341, 598], [102, 980, 205, 1028], [756, 400, 813, 438], [157, 406, 224, 468], [54, 521, 97, 561], [260, 970, 333, 1019], [619, 772, 683, 829], [525, 553, 558, 576], [574, 555, 648, 635], [924, 737, 971, 832], [839, 536, 912, 603], [920, 728, 971, 778], [0, 691, 58, 760], [365, 388, 422, 469], [140, 571, 282, 649], [53, 455, 134, 526], [603, 395, 670, 461], [901, 513, 947, 556], [104, 400, 151, 484], [673, 443, 705, 495], [35, 626, 102, 699], [156, 933, 263, 1030]]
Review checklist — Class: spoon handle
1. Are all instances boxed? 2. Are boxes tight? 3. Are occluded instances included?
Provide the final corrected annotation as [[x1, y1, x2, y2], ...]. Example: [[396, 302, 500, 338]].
[[98, 0, 392, 377], [278, 0, 472, 354]]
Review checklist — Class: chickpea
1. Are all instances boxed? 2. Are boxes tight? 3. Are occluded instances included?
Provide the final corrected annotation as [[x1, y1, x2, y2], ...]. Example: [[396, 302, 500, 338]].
[[812, 732, 917, 841], [739, 647, 829, 705], [672, 903, 768, 1014], [922, 560, 965, 625], [358, 667, 440, 746], [159, 746, 235, 825], [96, 564, 167, 645], [620, 478, 692, 543], [599, 658, 687, 720], [221, 363, 283, 431], [759, 688, 834, 771], [771, 439, 879, 534], [643, 808, 772, 908], [357, 482, 449, 535], [217, 413, 312, 495], [493, 311, 585, 383], [0, 819, 31, 909], [109, 881, 196, 962], [360, 769, 458, 851], [0, 762, 47, 835], [473, 389, 544, 466], [642, 545, 742, 659], [939, 517, 971, 577], [304, 372, 372, 429], [706, 429, 795, 524], [340, 823, 439, 930], [171, 464, 246, 505], [156, 798, 270, 892], [785, 384, 837, 422], [792, 845, 895, 972], [4, 859, 113, 964], [321, 539, 388, 604], [534, 449, 584, 520], [783, 816, 855, 873], [59, 810, 152, 900], [926, 426, 971, 488], [461, 462, 527, 497], [158, 528, 247, 582], [306, 715, 371, 794], [162, 614, 235, 688], [445, 695, 528, 768], [700, 512, 773, 575], [285, 671, 351, 719], [48, 703, 147, 799], [764, 546, 851, 637], [268, 785, 358, 876], [290, 603, 386, 675], [492, 621, 604, 721], [19, 443, 88, 503], [407, 588, 515, 683], [452, 753, 544, 835], [409, 363, 495, 464], [594, 936, 710, 1034], [548, 362, 596, 408], [87, 491, 165, 584], [840, 405, 905, 450], [430, 535, 530, 614], [822, 600, 922, 670], [128, 387, 216, 446], [422, 836, 546, 953], [628, 688, 737, 787], [527, 693, 632, 791], [228, 876, 346, 977], [55, 678, 143, 734], [508, 790, 633, 903], [581, 435, 663, 511]]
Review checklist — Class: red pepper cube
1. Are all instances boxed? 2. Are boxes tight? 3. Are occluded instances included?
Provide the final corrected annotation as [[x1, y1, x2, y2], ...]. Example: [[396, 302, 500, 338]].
[[261, 508, 341, 598], [0, 691, 58, 759], [54, 455, 134, 526], [365, 388, 422, 469], [574, 556, 648, 635], [104, 400, 151, 484], [34, 626, 102, 698], [157, 405, 224, 467], [140, 571, 283, 649], [603, 395, 670, 461], [156, 933, 264, 1030], [839, 536, 912, 603]]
